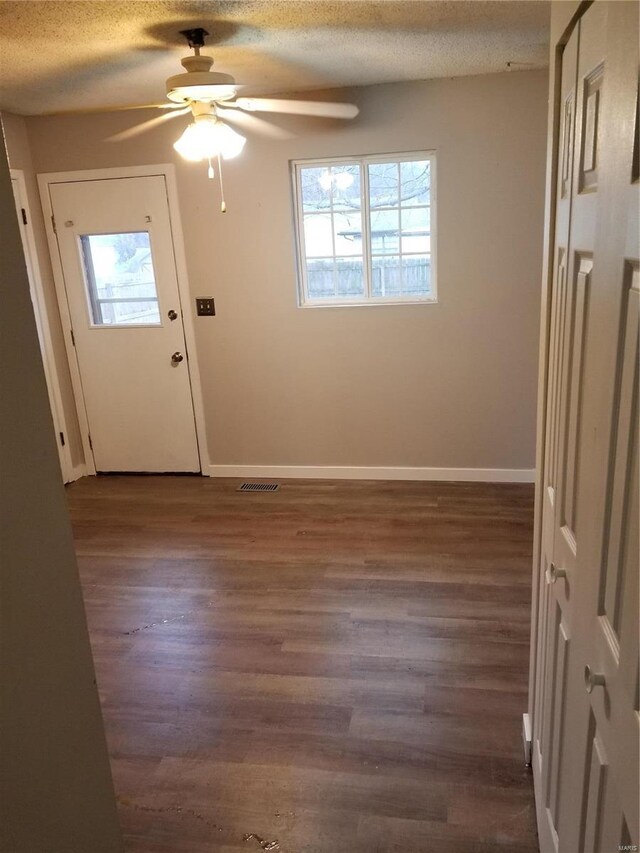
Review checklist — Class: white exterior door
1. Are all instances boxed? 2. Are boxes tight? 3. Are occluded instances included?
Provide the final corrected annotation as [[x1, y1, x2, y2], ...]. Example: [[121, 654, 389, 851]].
[[532, 3, 639, 852], [49, 175, 200, 473]]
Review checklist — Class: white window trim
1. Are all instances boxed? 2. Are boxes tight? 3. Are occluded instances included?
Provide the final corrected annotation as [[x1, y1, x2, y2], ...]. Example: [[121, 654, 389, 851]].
[[292, 150, 437, 308]]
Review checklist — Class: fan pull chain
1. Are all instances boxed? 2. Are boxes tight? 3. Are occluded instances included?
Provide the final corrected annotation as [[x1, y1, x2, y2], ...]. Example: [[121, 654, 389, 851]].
[[207, 158, 214, 180], [217, 153, 227, 213]]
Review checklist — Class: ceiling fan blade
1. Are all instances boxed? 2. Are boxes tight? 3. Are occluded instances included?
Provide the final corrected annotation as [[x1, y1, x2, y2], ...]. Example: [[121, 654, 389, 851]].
[[235, 98, 359, 119], [44, 102, 185, 117], [107, 107, 191, 143], [216, 107, 293, 140]]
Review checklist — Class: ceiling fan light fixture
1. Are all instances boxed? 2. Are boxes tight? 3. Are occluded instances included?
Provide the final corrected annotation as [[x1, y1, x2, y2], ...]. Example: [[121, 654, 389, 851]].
[[173, 115, 246, 161]]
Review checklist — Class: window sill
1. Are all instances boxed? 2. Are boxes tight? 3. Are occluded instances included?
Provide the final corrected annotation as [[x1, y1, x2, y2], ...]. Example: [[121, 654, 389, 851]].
[[298, 296, 438, 309]]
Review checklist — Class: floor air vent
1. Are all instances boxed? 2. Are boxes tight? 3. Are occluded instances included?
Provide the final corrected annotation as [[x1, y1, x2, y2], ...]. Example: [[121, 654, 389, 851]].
[[237, 482, 280, 492]]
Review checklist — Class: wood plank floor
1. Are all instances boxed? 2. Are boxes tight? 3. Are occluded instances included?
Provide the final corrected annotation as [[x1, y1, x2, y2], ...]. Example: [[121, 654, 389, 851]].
[[67, 475, 538, 853]]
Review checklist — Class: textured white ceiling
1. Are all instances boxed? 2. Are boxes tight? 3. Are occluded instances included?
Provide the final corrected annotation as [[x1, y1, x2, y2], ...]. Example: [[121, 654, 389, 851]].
[[0, 1, 550, 115]]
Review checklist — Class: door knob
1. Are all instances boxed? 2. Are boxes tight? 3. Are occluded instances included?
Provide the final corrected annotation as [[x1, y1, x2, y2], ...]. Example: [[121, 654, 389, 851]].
[[168, 309, 178, 321], [584, 665, 605, 694], [545, 562, 567, 584], [171, 351, 184, 364]]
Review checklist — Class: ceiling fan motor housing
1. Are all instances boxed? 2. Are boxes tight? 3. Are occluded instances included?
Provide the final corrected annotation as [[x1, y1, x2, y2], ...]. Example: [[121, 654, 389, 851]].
[[166, 54, 237, 103]]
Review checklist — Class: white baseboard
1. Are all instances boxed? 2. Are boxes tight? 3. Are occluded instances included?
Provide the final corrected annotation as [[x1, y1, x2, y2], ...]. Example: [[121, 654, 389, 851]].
[[205, 465, 535, 483], [522, 712, 533, 766]]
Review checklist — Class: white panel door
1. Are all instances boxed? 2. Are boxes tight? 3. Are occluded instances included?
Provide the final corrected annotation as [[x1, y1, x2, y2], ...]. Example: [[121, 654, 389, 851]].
[[533, 3, 639, 851], [49, 176, 200, 473], [532, 21, 579, 852], [570, 3, 639, 849]]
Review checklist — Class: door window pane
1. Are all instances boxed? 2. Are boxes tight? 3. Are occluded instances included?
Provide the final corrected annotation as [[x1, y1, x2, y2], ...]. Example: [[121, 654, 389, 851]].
[[80, 232, 161, 326]]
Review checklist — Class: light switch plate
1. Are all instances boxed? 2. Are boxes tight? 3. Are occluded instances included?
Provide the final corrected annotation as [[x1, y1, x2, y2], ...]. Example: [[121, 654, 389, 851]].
[[196, 297, 215, 316]]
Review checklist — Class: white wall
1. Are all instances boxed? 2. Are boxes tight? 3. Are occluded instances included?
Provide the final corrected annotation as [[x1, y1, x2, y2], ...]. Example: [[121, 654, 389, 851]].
[[11, 69, 548, 476]]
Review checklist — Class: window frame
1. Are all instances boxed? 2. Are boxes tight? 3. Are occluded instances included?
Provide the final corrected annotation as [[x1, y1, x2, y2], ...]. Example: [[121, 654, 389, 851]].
[[292, 150, 437, 308]]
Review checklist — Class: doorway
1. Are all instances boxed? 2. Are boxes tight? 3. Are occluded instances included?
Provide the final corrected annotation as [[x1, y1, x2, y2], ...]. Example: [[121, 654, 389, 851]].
[[40, 168, 206, 474], [10, 169, 72, 481]]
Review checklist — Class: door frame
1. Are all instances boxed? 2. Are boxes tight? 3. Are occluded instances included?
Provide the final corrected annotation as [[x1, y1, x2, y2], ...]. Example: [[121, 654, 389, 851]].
[[11, 168, 74, 483], [38, 164, 210, 476]]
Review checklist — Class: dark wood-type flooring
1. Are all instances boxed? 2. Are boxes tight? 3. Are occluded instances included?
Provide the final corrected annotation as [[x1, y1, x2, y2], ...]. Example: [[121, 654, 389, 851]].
[[67, 476, 539, 853]]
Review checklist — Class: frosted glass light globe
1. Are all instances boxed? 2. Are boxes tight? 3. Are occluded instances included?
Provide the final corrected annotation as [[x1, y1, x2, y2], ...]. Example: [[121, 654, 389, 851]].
[[173, 116, 246, 161]]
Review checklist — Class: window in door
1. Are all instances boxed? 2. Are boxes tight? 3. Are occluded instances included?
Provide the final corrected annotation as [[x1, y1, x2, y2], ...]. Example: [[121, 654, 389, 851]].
[[292, 152, 436, 307], [80, 231, 161, 326]]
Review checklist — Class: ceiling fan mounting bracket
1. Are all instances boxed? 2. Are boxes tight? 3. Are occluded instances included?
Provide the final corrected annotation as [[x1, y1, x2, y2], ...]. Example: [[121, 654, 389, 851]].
[[179, 28, 210, 50]]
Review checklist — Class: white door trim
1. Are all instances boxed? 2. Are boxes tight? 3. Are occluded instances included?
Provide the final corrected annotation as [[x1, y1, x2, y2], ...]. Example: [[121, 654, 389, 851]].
[[37, 164, 211, 476], [11, 169, 74, 483]]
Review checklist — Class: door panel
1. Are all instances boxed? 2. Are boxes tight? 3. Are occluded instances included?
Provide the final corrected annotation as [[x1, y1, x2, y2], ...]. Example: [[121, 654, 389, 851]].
[[49, 176, 200, 473], [533, 21, 579, 852], [533, 3, 639, 851]]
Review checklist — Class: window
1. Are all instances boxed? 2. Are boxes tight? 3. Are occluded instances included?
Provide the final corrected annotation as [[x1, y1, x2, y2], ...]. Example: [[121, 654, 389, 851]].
[[292, 152, 436, 307], [80, 232, 161, 326]]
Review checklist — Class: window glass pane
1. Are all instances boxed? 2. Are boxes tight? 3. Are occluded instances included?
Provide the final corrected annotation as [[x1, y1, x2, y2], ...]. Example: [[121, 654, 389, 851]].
[[301, 167, 332, 212], [400, 160, 430, 206], [334, 212, 363, 256], [370, 209, 399, 254], [330, 164, 361, 211], [401, 207, 431, 253], [401, 255, 431, 297], [368, 162, 399, 209], [335, 257, 365, 297], [303, 213, 333, 257], [371, 256, 402, 297], [80, 232, 160, 326], [306, 258, 336, 299]]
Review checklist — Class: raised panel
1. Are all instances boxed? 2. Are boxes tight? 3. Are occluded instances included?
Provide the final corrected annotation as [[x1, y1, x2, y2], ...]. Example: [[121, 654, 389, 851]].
[[540, 600, 569, 844], [561, 253, 592, 541], [580, 64, 604, 193], [534, 552, 552, 754], [580, 717, 608, 853], [547, 620, 569, 829], [561, 93, 575, 198], [545, 248, 569, 499], [632, 83, 639, 184], [599, 264, 639, 645]]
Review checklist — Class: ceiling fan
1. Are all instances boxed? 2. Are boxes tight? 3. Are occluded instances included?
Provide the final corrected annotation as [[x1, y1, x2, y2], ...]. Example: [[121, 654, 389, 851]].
[[106, 27, 359, 210]]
